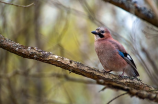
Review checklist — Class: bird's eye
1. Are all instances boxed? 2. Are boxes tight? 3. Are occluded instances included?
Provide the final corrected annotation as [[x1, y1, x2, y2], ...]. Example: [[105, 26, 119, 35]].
[[100, 30, 104, 33]]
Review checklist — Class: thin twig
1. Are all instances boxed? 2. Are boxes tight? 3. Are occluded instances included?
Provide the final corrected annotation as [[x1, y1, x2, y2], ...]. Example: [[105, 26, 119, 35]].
[[0, 71, 96, 84], [99, 87, 107, 92], [107, 92, 128, 104], [0, 1, 34, 7]]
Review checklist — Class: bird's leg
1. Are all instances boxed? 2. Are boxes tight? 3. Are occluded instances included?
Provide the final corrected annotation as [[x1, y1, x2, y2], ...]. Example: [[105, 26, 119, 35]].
[[119, 69, 125, 78], [121, 69, 125, 76], [101, 69, 112, 74]]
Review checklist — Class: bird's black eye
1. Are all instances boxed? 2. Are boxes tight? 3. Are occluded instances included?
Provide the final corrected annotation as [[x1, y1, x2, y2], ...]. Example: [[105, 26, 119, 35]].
[[100, 30, 104, 33]]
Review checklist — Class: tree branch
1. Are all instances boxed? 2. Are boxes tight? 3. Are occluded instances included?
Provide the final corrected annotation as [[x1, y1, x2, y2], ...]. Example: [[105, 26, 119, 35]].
[[0, 34, 158, 102], [0, 1, 34, 8], [103, 0, 158, 28]]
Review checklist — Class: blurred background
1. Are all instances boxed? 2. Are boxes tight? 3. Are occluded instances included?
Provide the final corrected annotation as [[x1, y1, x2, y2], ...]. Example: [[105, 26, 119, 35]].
[[0, 0, 158, 104]]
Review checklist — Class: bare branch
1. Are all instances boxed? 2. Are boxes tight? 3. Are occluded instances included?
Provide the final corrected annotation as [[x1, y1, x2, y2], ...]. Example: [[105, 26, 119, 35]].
[[0, 34, 158, 102], [107, 92, 128, 104], [0, 71, 96, 84], [0, 1, 34, 8], [103, 0, 158, 28], [145, 0, 158, 20]]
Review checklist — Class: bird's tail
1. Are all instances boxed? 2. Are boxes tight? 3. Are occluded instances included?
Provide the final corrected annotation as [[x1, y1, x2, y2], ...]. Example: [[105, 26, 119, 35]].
[[125, 65, 139, 77]]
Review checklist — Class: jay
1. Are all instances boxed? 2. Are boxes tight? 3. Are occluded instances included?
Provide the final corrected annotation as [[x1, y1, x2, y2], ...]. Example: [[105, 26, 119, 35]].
[[91, 27, 139, 77]]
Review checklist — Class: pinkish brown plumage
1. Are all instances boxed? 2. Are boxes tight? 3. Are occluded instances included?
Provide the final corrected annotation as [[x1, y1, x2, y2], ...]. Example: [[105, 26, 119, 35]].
[[91, 27, 139, 77]]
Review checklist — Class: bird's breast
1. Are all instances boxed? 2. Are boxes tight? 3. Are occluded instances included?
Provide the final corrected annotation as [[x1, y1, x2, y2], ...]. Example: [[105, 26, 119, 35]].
[[94, 40, 127, 71], [94, 40, 117, 57]]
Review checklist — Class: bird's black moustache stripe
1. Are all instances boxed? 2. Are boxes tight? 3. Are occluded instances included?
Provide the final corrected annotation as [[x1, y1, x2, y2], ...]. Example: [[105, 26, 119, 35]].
[[98, 33, 104, 38]]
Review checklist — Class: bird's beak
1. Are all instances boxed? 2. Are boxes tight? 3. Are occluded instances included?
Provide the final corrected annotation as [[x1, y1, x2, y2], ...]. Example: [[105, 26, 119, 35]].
[[91, 31, 98, 35]]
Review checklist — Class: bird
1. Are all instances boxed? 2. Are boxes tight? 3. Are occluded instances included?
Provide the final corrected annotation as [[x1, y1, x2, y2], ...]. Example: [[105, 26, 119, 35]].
[[91, 27, 139, 77]]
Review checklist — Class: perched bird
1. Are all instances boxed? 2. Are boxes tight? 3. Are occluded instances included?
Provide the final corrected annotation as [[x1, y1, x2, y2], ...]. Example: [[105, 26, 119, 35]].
[[91, 27, 139, 77]]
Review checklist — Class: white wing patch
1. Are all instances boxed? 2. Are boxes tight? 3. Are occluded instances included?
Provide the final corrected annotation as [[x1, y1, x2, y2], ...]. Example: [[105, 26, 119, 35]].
[[127, 54, 132, 60]]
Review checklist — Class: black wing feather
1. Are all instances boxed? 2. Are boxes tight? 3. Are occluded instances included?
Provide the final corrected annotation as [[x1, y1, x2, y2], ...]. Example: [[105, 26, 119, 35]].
[[120, 52, 139, 76], [123, 57, 139, 76], [123, 53, 137, 68]]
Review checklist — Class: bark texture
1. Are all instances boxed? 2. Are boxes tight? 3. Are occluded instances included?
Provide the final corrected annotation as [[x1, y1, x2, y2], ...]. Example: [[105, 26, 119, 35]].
[[103, 0, 158, 28], [0, 34, 158, 102]]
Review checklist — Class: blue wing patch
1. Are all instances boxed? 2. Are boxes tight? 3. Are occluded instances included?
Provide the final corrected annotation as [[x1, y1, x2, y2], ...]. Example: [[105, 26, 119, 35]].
[[118, 50, 124, 57], [117, 50, 136, 68]]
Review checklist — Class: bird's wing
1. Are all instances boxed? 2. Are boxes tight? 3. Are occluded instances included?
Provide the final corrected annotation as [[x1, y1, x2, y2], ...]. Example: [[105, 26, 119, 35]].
[[108, 39, 139, 76], [118, 50, 139, 76]]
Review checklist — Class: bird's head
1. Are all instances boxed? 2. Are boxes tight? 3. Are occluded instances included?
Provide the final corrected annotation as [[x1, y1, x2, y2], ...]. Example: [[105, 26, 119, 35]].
[[91, 27, 111, 40]]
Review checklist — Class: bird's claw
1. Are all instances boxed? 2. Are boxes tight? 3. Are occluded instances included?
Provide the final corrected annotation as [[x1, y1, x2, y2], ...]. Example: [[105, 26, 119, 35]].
[[101, 69, 112, 74], [118, 75, 124, 79]]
